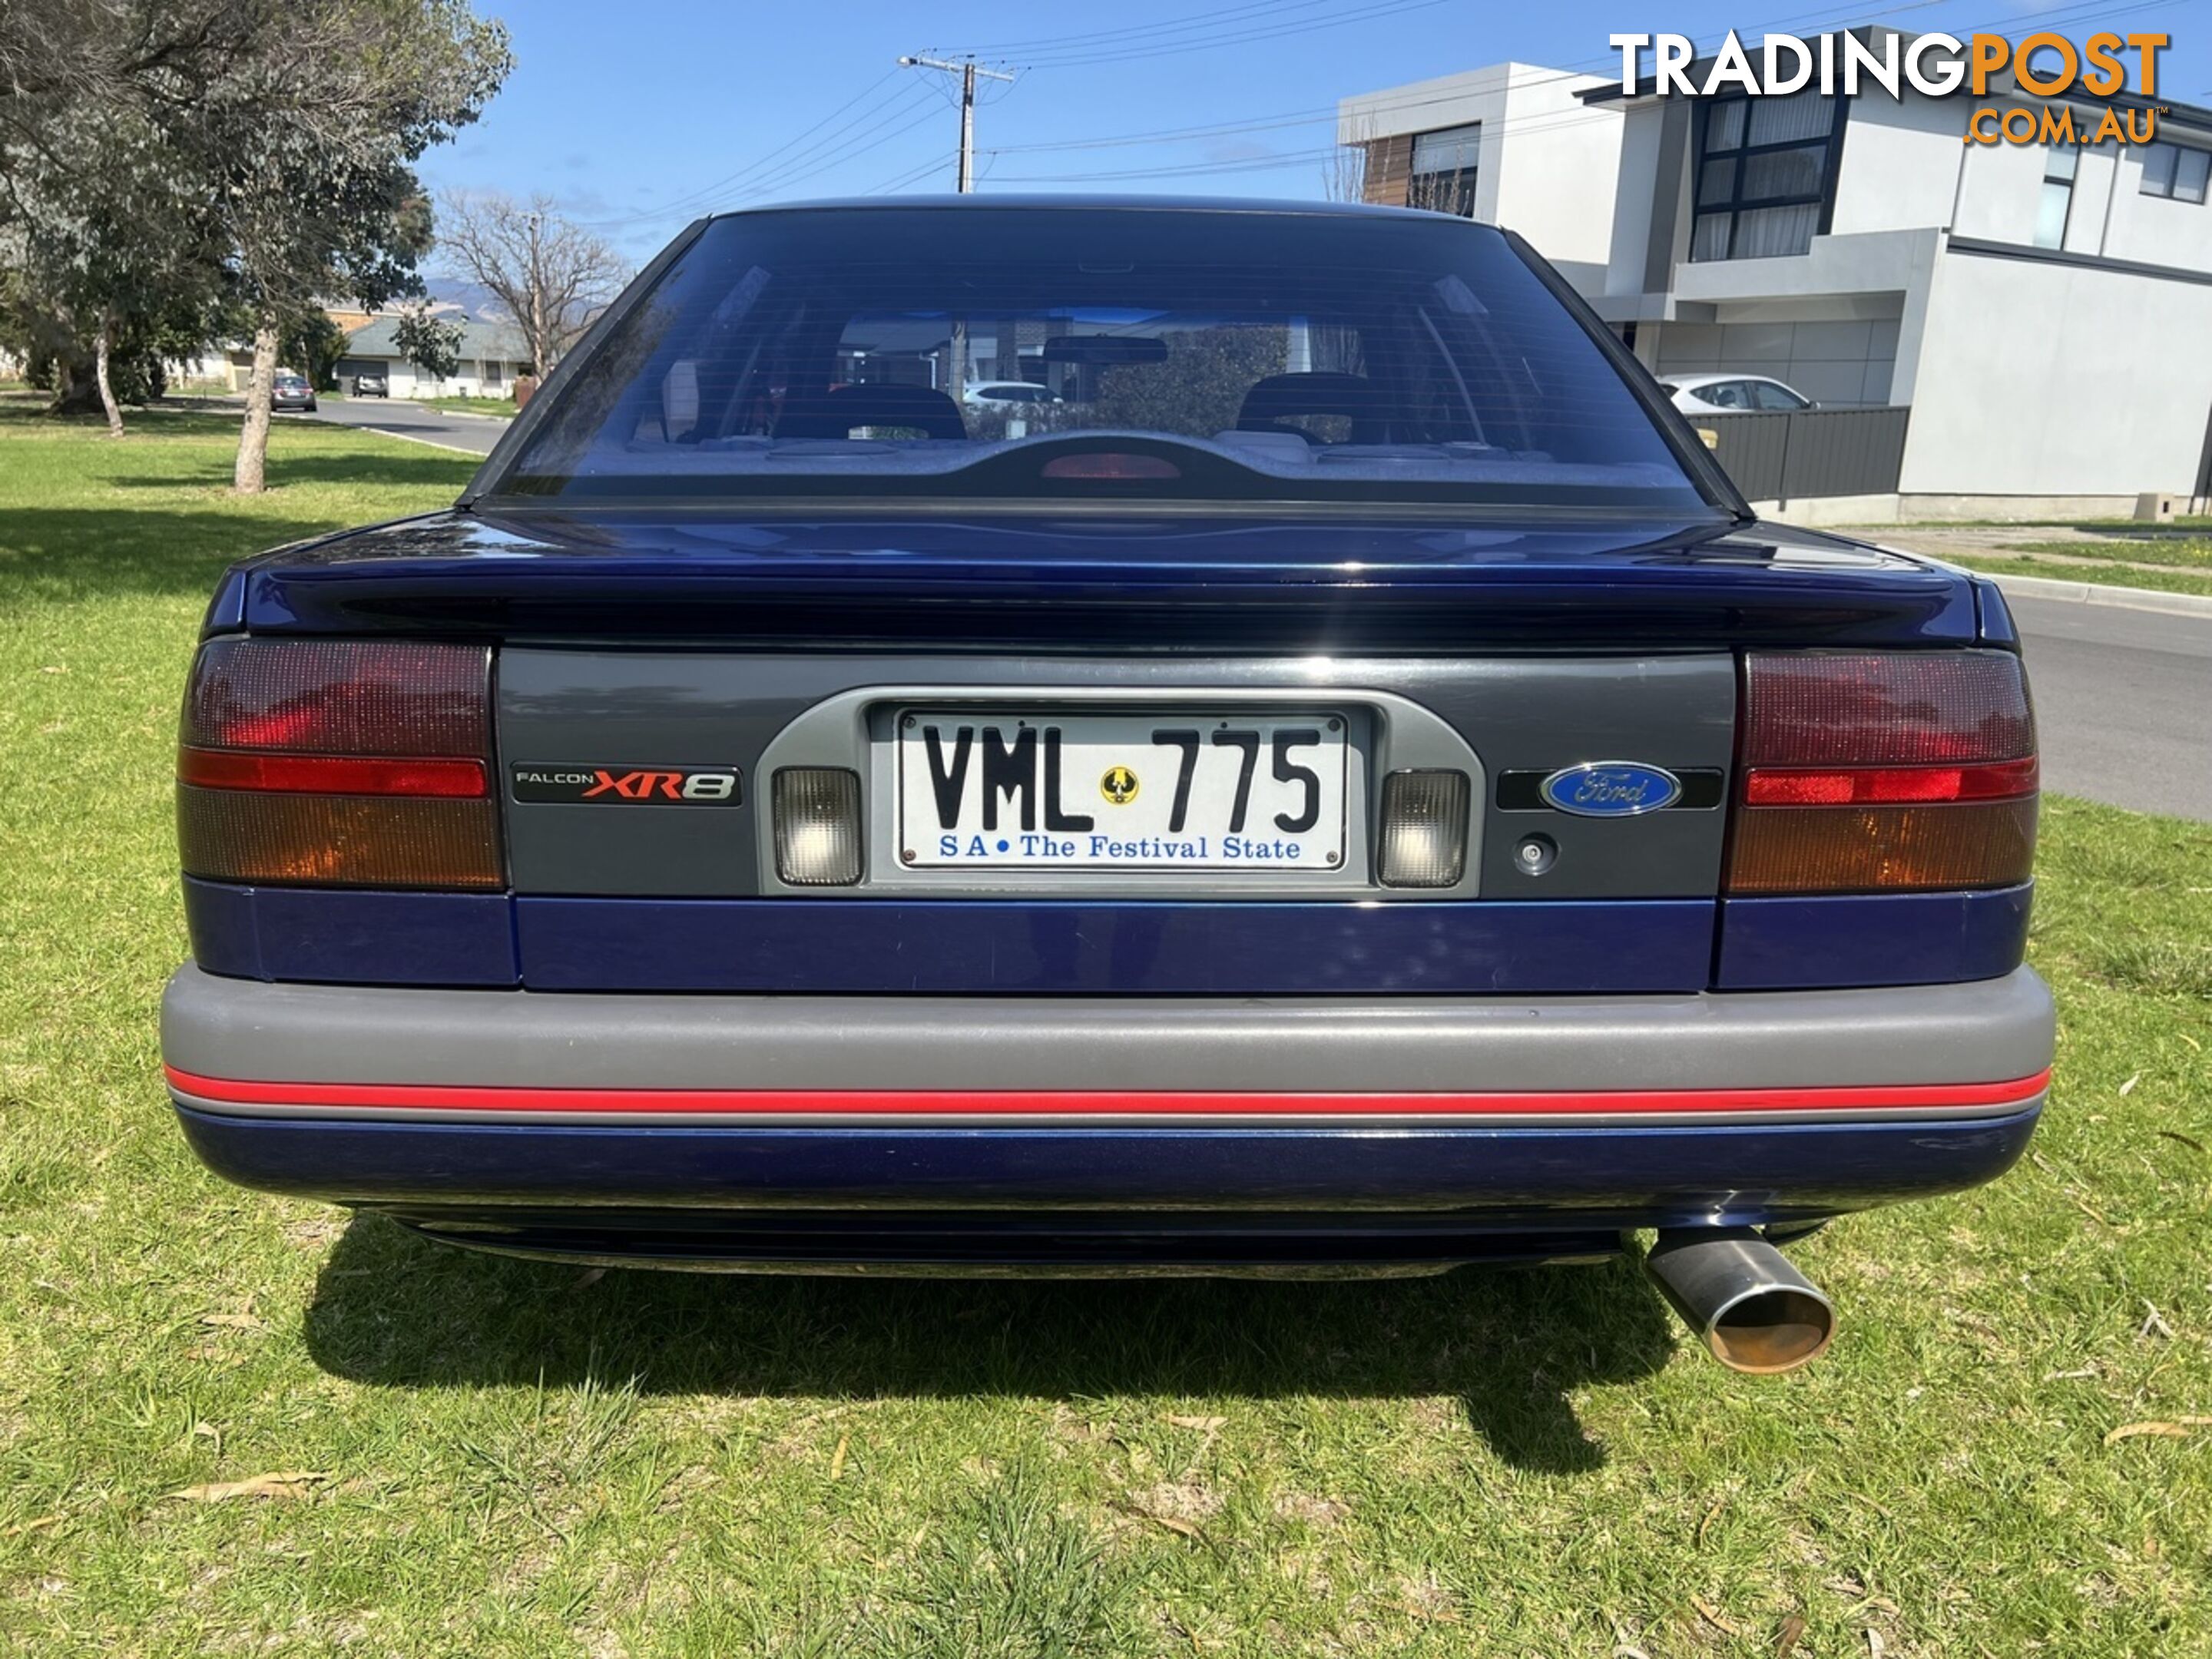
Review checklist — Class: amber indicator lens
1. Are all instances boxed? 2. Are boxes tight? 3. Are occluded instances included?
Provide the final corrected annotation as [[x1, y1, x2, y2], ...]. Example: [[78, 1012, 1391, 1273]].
[[1727, 799, 2037, 894], [177, 790, 503, 889]]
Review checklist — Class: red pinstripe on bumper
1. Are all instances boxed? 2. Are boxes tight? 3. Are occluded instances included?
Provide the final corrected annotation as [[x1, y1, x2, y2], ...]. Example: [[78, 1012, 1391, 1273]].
[[164, 1065, 2053, 1120]]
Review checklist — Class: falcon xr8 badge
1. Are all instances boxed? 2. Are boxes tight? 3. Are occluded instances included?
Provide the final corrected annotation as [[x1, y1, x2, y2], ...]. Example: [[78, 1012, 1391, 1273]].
[[510, 764, 743, 804], [1539, 761, 1681, 818]]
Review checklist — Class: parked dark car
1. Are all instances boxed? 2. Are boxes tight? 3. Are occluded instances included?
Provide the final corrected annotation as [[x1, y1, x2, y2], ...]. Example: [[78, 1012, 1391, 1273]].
[[270, 372, 316, 412], [161, 200, 2049, 1372], [353, 369, 389, 398]]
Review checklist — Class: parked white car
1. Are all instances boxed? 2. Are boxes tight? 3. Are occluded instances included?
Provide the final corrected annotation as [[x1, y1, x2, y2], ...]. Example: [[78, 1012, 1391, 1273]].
[[1660, 373, 1816, 415], [962, 380, 1060, 409]]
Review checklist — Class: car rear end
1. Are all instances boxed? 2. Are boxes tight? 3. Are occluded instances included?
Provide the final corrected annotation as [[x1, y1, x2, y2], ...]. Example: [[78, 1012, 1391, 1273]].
[[161, 200, 2051, 1369]]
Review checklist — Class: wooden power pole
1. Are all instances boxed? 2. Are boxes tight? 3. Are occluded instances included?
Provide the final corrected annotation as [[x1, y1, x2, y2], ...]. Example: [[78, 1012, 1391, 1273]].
[[896, 55, 1015, 395], [897, 55, 1015, 193]]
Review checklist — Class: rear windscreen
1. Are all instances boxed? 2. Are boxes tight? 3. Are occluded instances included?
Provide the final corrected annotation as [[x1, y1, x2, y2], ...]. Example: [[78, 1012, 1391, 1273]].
[[490, 206, 1708, 512]]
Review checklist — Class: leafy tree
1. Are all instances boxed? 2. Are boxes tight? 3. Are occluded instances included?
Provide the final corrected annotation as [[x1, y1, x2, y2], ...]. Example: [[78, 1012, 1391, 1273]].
[[434, 190, 626, 375], [1088, 327, 1288, 440], [393, 305, 464, 384], [1, 2, 508, 469], [0, 2, 242, 431], [281, 311, 346, 391], [192, 2, 511, 491]]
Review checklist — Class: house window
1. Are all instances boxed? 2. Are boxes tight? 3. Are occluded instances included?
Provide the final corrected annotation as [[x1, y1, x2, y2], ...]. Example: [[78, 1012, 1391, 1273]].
[[2035, 141, 2078, 249], [1409, 123, 1480, 216], [1690, 89, 1843, 262], [2141, 141, 2210, 204], [483, 359, 503, 387]]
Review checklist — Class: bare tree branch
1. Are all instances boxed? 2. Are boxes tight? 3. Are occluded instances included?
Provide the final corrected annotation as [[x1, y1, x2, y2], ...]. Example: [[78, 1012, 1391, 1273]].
[[434, 190, 627, 374], [1324, 114, 1373, 204]]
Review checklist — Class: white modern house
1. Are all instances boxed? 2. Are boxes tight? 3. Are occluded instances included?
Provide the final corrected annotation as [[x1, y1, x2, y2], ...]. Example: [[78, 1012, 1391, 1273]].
[[1342, 31, 2212, 515], [336, 315, 532, 399], [1337, 62, 1624, 290]]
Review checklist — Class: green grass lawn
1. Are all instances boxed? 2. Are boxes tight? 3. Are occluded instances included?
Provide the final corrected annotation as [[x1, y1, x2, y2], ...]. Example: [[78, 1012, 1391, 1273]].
[[1850, 517, 2212, 534], [2, 409, 2209, 1655], [416, 395, 518, 419], [1942, 552, 2212, 601], [2003, 537, 2212, 571]]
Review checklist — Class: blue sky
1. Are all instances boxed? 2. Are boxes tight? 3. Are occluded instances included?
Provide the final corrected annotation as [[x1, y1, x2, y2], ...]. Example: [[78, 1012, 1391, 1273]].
[[417, 0, 2211, 267]]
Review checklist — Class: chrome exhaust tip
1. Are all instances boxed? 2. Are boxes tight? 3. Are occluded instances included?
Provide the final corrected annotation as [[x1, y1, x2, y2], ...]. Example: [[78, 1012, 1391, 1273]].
[[1644, 1227, 1836, 1374]]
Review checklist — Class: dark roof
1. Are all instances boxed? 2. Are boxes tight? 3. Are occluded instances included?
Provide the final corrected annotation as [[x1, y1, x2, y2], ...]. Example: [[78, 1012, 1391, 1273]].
[[345, 314, 531, 360]]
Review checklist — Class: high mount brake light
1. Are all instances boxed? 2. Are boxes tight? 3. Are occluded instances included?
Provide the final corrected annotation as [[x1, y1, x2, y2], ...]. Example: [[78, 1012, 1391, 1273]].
[[177, 640, 502, 889], [1038, 452, 1182, 480], [1727, 651, 2037, 896]]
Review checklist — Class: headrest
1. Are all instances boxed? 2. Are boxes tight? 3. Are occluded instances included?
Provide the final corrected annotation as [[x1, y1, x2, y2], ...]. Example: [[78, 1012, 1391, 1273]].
[[1236, 372, 1391, 431]]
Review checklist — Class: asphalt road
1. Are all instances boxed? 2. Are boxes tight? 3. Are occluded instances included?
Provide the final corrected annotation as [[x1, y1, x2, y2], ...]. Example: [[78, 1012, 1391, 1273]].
[[2012, 596, 2212, 822], [306, 397, 507, 455]]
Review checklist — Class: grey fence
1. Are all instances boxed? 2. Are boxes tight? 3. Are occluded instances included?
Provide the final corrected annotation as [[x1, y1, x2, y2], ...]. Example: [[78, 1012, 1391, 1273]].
[[1696, 406, 1912, 502]]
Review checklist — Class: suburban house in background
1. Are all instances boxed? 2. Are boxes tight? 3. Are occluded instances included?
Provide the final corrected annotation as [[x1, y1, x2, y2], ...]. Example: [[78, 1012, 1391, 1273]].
[[336, 314, 532, 399], [161, 345, 259, 392], [1342, 28, 2212, 517], [157, 295, 512, 394]]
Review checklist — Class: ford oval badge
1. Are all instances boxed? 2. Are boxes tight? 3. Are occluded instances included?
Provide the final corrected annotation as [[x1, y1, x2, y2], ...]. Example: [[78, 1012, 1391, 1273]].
[[1540, 761, 1682, 818]]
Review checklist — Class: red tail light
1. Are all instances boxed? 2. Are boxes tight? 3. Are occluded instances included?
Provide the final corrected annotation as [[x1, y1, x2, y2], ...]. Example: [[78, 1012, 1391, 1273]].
[[177, 640, 502, 889], [1726, 651, 2036, 895]]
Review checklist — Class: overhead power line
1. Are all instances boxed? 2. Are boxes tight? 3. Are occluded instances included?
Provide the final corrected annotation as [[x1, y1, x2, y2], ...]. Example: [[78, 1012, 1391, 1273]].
[[866, 150, 961, 194], [969, 0, 2167, 186], [713, 98, 952, 209], [972, 0, 1952, 164], [588, 0, 2174, 228], [952, 0, 1339, 55], [1014, 0, 1459, 69], [571, 68, 917, 228]]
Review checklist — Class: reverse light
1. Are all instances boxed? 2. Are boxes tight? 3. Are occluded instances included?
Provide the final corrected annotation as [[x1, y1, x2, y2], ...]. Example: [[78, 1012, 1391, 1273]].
[[1727, 651, 2037, 895], [1378, 770, 1470, 889], [773, 767, 864, 886], [177, 639, 502, 889]]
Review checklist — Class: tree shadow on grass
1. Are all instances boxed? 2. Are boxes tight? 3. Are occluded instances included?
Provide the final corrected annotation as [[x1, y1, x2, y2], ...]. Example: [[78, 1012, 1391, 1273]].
[[104, 451, 473, 492], [304, 1212, 1679, 1475], [0, 508, 379, 607]]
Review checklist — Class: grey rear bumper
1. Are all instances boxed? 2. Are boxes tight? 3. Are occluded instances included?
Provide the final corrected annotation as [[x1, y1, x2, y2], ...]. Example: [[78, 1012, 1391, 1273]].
[[162, 963, 2055, 1126]]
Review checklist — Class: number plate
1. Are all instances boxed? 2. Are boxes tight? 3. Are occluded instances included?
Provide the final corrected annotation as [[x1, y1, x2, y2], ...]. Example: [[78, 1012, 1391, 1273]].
[[897, 712, 1348, 872]]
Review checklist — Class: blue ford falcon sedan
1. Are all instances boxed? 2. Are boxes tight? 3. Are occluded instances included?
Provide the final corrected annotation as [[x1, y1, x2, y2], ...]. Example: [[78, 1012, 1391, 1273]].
[[162, 198, 2051, 1373]]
